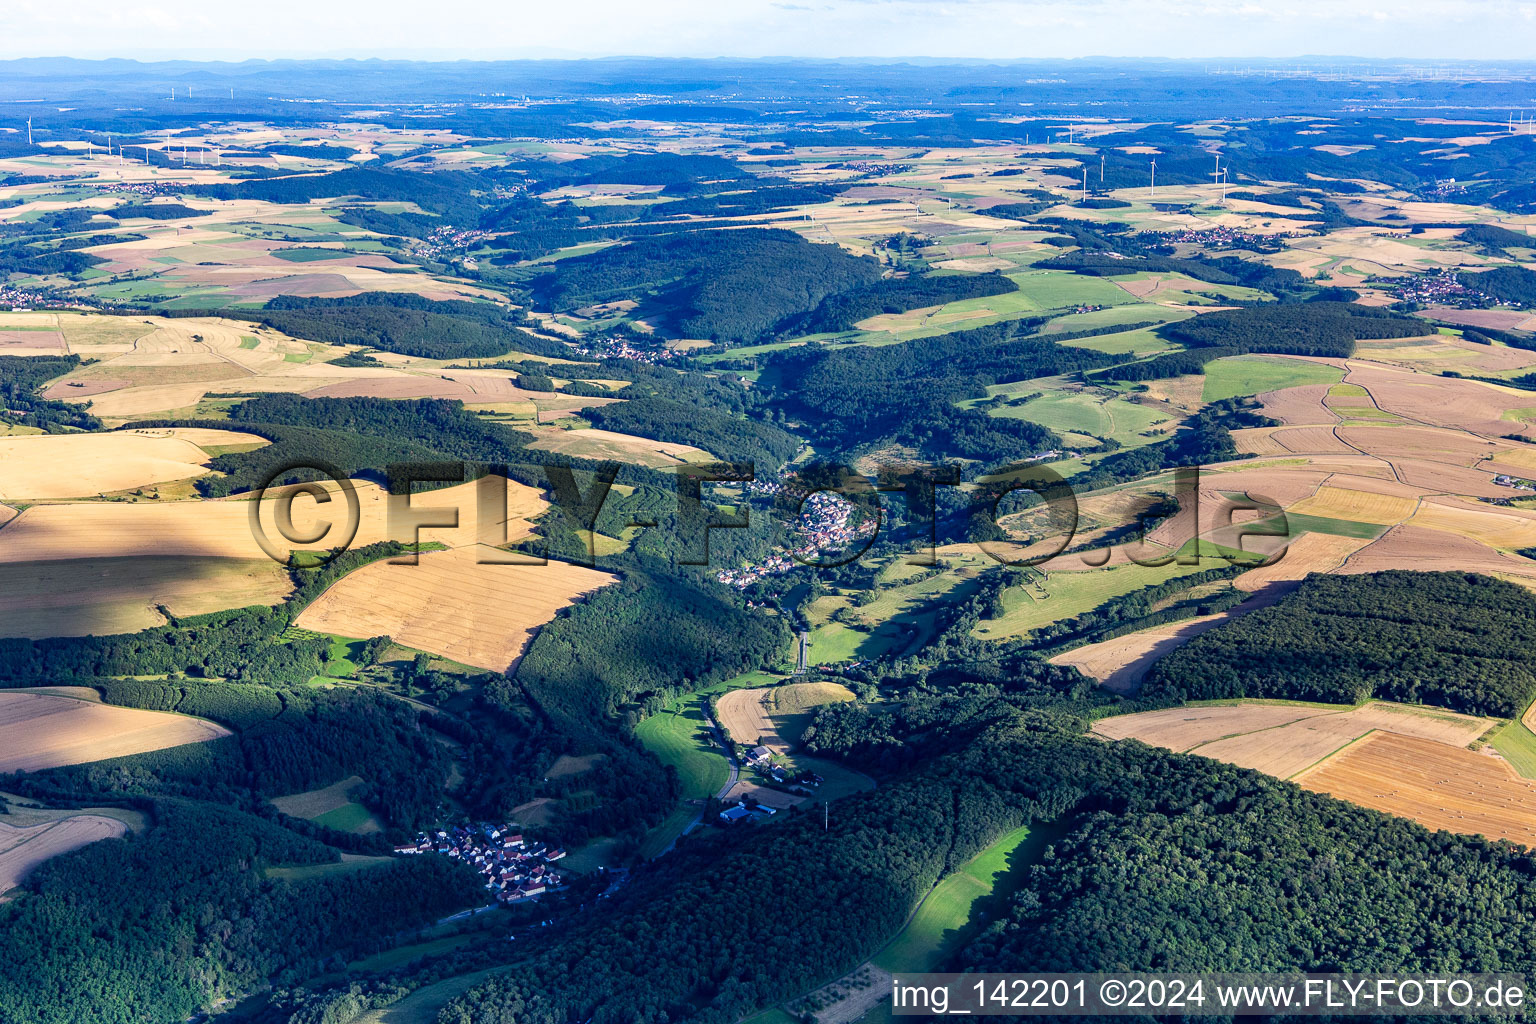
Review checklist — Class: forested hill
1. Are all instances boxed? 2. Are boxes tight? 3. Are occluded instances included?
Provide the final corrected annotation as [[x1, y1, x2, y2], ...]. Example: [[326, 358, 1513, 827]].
[[1141, 570, 1536, 716], [433, 694, 1536, 1024], [218, 292, 570, 360], [523, 229, 882, 343], [1091, 302, 1428, 383], [771, 318, 1118, 462], [1157, 301, 1429, 354]]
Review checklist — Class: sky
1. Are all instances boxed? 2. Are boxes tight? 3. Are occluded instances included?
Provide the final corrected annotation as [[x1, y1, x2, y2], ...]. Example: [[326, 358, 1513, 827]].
[[2, 0, 1535, 62]]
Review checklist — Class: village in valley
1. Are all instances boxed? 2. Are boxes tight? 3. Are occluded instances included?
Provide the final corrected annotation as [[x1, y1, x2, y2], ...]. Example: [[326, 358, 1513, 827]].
[[396, 824, 569, 904]]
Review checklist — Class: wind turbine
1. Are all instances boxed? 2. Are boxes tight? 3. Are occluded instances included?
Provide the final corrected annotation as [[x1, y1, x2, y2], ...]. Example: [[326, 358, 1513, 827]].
[[25, 118, 31, 145], [1082, 166, 1088, 202], [1149, 159, 1157, 199], [1100, 154, 1106, 183]]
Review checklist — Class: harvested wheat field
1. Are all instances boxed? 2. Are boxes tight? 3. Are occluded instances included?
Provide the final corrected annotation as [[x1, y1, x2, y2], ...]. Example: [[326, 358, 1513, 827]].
[[1232, 532, 1369, 592], [1335, 425, 1509, 466], [0, 476, 548, 565], [1345, 364, 1535, 435], [1295, 732, 1536, 847], [1229, 427, 1295, 456], [294, 544, 617, 671], [716, 682, 856, 753], [1098, 699, 1491, 766], [0, 429, 265, 500], [1091, 702, 1340, 751], [1188, 701, 1492, 780], [1390, 460, 1518, 499], [1287, 485, 1418, 525], [1341, 524, 1536, 581], [526, 428, 712, 469], [0, 330, 66, 354], [1054, 614, 1238, 695], [1409, 498, 1536, 549], [1258, 384, 1339, 425], [0, 692, 230, 773], [0, 556, 294, 638], [0, 815, 129, 894]]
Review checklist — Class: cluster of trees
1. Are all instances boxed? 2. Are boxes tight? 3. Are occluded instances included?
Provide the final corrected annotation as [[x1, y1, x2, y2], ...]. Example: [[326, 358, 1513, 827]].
[[0, 237, 106, 277], [586, 395, 800, 471], [518, 571, 788, 722], [1028, 564, 1247, 649], [0, 354, 101, 431], [1158, 301, 1429, 353], [0, 542, 416, 687], [11, 684, 453, 832], [656, 183, 847, 218], [524, 229, 882, 344], [784, 270, 1019, 334], [1091, 303, 1427, 383], [1459, 223, 1536, 256], [774, 318, 1117, 460], [109, 202, 209, 220], [128, 395, 542, 496], [1461, 266, 1536, 306], [0, 603, 329, 686], [959, 740, 1536, 977], [217, 292, 568, 360], [1063, 398, 1275, 492], [259, 143, 359, 161], [1143, 570, 1536, 716], [527, 153, 753, 190], [190, 166, 485, 223]]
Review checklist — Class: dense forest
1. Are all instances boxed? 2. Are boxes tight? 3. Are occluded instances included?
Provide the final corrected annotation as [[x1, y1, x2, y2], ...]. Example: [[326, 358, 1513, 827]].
[[0, 800, 482, 1024], [772, 318, 1117, 461], [215, 292, 570, 360], [585, 395, 800, 471], [1142, 570, 1536, 716], [523, 229, 882, 343], [190, 166, 486, 222], [130, 394, 544, 495], [1091, 302, 1428, 382], [8, 684, 453, 832], [1461, 265, 1536, 306], [783, 270, 1019, 334]]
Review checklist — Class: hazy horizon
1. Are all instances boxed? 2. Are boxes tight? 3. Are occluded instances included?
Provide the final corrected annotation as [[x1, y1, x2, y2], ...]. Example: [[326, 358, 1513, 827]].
[[3, 0, 1533, 63]]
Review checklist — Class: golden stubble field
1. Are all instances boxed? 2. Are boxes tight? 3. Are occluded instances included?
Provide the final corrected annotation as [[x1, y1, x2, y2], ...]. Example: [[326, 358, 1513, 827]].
[[0, 691, 231, 774], [715, 682, 856, 753], [0, 311, 615, 424], [0, 427, 267, 500], [294, 544, 617, 672], [0, 476, 549, 639], [0, 814, 130, 894], [1094, 700, 1536, 846]]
